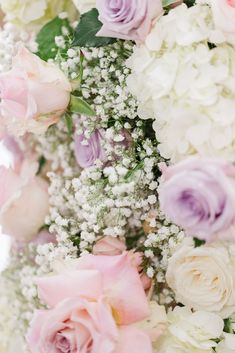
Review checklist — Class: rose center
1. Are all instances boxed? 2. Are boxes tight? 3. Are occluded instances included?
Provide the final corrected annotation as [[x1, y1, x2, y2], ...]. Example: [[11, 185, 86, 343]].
[[55, 333, 71, 353]]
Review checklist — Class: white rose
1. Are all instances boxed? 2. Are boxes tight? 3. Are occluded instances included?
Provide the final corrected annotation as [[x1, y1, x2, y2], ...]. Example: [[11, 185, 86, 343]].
[[166, 243, 235, 318], [72, 0, 96, 14], [137, 301, 167, 343], [217, 333, 235, 353], [0, 0, 77, 27], [156, 306, 224, 353]]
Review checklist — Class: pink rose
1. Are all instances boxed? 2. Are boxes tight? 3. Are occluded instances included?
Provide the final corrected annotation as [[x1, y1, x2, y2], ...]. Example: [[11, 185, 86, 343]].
[[0, 46, 71, 136], [33, 230, 57, 246], [0, 135, 24, 172], [93, 236, 126, 255], [0, 159, 49, 241], [96, 0, 163, 42], [211, 0, 235, 33], [27, 253, 153, 353]]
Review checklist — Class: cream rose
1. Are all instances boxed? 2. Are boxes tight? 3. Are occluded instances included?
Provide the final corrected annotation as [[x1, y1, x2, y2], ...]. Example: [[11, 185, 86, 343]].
[[72, 0, 96, 14], [166, 243, 235, 318], [156, 306, 224, 353], [0, 0, 77, 27]]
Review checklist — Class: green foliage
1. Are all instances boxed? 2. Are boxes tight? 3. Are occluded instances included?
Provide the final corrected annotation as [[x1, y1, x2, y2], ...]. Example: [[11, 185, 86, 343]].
[[65, 113, 73, 134], [193, 237, 206, 247], [69, 95, 96, 116], [184, 0, 196, 7], [36, 16, 72, 61], [72, 8, 116, 48], [162, 0, 180, 7]]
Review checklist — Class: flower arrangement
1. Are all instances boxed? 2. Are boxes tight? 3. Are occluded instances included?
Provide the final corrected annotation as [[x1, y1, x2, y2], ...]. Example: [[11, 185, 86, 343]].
[[1, 0, 235, 353]]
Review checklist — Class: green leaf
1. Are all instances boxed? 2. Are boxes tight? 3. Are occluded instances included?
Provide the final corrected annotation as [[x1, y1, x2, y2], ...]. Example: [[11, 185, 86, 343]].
[[70, 95, 96, 116], [193, 237, 206, 248], [162, 0, 179, 7], [37, 156, 46, 174], [184, 0, 196, 7], [65, 113, 73, 134], [72, 8, 116, 48], [36, 16, 72, 61]]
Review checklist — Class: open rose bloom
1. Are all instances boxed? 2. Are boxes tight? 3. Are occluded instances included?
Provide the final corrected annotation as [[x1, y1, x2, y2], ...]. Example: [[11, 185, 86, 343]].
[[27, 253, 163, 353], [96, 0, 163, 42], [0, 46, 71, 136], [0, 136, 49, 241], [159, 158, 235, 241]]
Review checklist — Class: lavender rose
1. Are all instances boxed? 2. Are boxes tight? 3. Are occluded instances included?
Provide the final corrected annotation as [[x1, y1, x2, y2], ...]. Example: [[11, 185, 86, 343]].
[[96, 0, 163, 42], [158, 158, 235, 241], [74, 129, 107, 168]]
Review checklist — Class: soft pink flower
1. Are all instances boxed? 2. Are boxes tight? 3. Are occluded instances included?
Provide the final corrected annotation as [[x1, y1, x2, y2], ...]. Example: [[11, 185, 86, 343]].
[[93, 236, 126, 256], [0, 159, 49, 241], [211, 0, 235, 33], [0, 46, 71, 136], [27, 253, 153, 353], [96, 0, 163, 42], [1, 135, 24, 172]]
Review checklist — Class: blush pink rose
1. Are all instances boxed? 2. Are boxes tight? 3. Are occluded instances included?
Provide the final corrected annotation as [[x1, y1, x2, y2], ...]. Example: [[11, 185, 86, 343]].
[[0, 159, 49, 241], [27, 253, 153, 353], [96, 0, 163, 42], [0, 46, 71, 136], [211, 0, 235, 33], [93, 236, 126, 255]]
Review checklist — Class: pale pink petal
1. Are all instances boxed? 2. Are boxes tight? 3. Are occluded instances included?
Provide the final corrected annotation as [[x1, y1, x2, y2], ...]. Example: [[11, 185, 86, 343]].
[[37, 270, 103, 307], [76, 253, 150, 325], [115, 325, 152, 353], [0, 167, 22, 208]]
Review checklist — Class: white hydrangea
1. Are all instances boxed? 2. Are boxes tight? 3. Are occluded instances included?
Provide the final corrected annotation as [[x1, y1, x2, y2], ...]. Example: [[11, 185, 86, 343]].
[[155, 306, 224, 353], [126, 3, 235, 162]]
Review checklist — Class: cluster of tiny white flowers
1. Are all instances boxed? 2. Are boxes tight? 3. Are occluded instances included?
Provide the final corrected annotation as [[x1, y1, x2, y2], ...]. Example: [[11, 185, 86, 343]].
[[35, 240, 77, 274], [127, 3, 235, 162], [80, 41, 138, 130], [143, 211, 185, 305], [0, 22, 37, 72], [0, 245, 43, 353], [46, 141, 160, 254]]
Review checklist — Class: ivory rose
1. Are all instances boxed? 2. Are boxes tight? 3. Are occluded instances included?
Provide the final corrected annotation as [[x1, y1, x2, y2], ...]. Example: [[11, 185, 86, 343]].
[[0, 0, 77, 27], [0, 159, 49, 241], [27, 253, 155, 353], [156, 306, 224, 353], [96, 0, 163, 42], [158, 158, 235, 241], [166, 242, 235, 318], [210, 0, 235, 34], [0, 46, 71, 136], [72, 0, 96, 13]]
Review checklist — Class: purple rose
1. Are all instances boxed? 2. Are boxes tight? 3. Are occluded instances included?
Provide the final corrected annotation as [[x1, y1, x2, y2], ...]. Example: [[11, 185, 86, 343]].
[[96, 0, 163, 42], [74, 129, 107, 168], [158, 158, 235, 241]]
